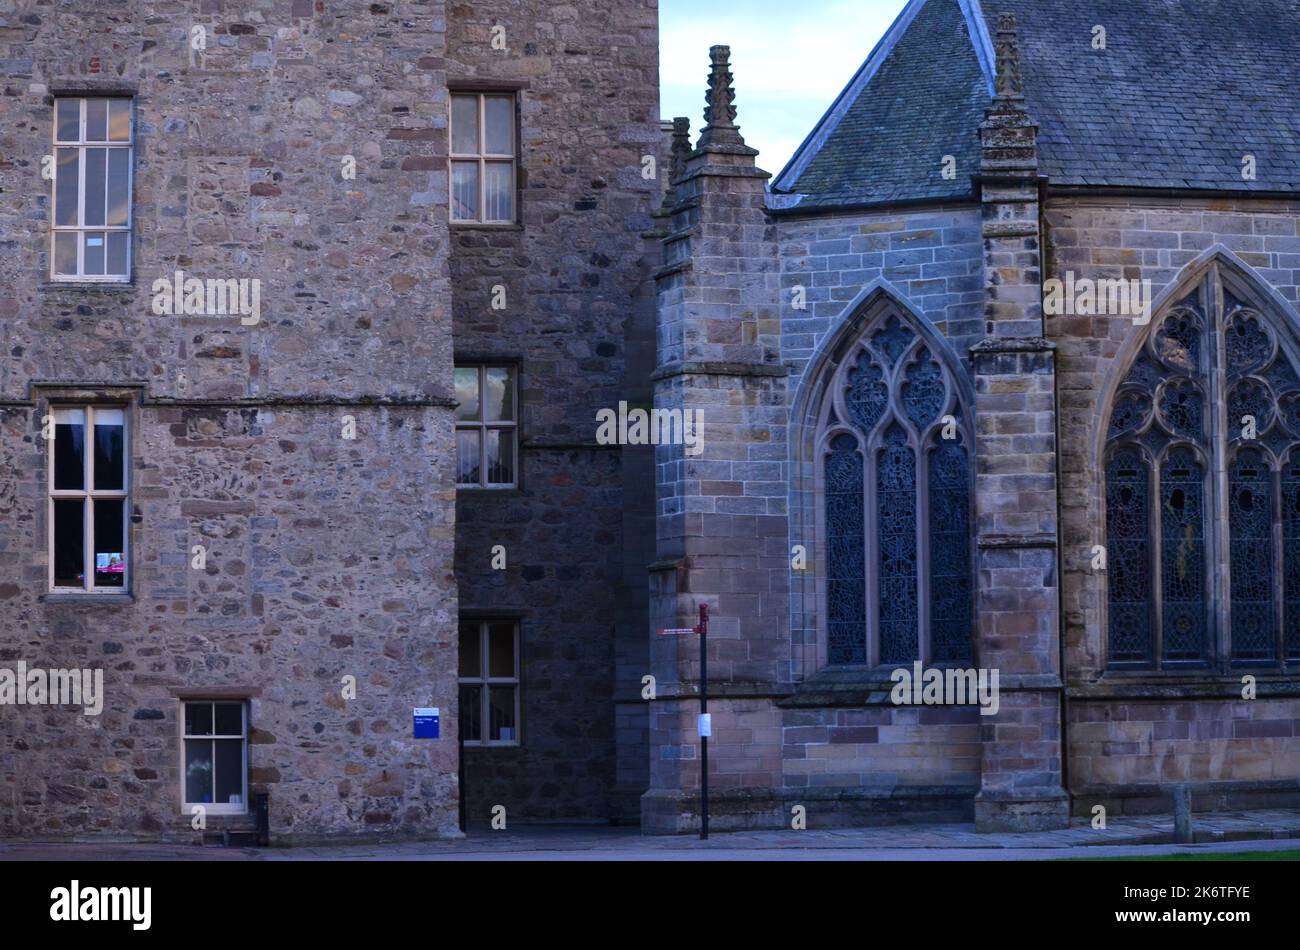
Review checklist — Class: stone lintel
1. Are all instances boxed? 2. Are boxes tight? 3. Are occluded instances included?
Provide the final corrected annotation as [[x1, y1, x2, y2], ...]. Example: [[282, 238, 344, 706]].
[[981, 221, 1039, 238], [651, 361, 789, 381], [977, 533, 1057, 549], [969, 337, 1056, 358]]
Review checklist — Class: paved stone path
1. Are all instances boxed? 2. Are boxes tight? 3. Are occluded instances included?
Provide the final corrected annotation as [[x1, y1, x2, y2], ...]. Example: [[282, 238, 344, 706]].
[[4, 810, 1299, 861]]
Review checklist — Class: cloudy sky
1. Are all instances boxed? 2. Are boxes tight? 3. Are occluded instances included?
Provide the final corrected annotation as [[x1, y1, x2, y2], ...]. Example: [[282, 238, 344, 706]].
[[659, 0, 909, 179]]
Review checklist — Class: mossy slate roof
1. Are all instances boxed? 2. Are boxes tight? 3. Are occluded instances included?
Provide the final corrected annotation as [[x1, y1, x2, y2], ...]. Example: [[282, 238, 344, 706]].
[[773, 0, 1300, 208]]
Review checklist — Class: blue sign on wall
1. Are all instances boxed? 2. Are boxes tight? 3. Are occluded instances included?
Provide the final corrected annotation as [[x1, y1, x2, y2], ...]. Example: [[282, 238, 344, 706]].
[[413, 707, 440, 739]]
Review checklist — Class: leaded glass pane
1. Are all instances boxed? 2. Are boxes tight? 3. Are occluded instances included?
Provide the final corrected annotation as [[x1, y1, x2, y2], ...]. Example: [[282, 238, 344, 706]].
[[1225, 311, 1273, 376], [929, 441, 971, 662], [1262, 356, 1300, 396], [1153, 309, 1203, 374], [878, 425, 918, 665], [1108, 389, 1151, 438], [870, 315, 914, 369], [1158, 378, 1204, 442], [1284, 454, 1300, 660], [1160, 448, 1207, 661], [825, 434, 865, 665], [1229, 450, 1275, 661], [1106, 448, 1152, 663], [845, 350, 887, 436], [902, 348, 946, 432], [1226, 379, 1273, 442]]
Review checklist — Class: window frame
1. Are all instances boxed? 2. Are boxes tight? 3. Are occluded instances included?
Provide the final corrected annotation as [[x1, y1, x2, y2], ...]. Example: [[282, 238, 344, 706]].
[[448, 91, 517, 225], [454, 363, 519, 489], [179, 700, 249, 816], [813, 309, 977, 670], [458, 619, 521, 748], [47, 404, 129, 594], [50, 96, 134, 282], [1101, 263, 1300, 672]]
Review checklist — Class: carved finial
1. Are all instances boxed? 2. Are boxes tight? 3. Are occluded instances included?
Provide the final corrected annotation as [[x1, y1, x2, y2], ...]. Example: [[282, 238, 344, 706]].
[[670, 116, 692, 178], [994, 12, 1023, 99], [696, 44, 746, 150], [660, 116, 692, 212]]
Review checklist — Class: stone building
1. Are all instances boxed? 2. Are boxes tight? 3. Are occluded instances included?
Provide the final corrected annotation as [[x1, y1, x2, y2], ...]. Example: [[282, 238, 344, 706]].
[[4, 0, 1299, 846], [647, 0, 1300, 833], [0, 0, 660, 841]]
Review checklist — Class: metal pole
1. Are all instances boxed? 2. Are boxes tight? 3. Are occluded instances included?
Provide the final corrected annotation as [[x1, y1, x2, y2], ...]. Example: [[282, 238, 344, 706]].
[[699, 602, 708, 840]]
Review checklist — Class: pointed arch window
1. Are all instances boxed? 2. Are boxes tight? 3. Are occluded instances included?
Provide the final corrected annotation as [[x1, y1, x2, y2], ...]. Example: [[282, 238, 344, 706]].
[[819, 311, 974, 667], [1104, 264, 1300, 668]]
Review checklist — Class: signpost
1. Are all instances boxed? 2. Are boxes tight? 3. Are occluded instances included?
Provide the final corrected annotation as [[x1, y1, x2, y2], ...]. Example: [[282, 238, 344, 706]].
[[657, 602, 710, 839]]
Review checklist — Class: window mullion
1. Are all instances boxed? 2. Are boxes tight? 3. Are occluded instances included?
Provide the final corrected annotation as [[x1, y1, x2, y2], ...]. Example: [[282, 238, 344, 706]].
[[83, 405, 93, 590], [1150, 455, 1164, 668], [916, 440, 931, 665], [1207, 269, 1232, 670]]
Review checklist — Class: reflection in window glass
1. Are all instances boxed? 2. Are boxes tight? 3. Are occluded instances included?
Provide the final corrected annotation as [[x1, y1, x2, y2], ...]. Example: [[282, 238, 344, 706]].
[[485, 429, 514, 485], [183, 701, 247, 811], [451, 161, 478, 221], [459, 620, 520, 746], [56, 98, 79, 142], [484, 97, 514, 154], [484, 367, 513, 421], [451, 95, 479, 154], [483, 162, 513, 223], [108, 99, 131, 142], [456, 430, 481, 485], [455, 367, 480, 421], [50, 406, 129, 591], [85, 148, 106, 226], [185, 739, 214, 804], [52, 97, 131, 280], [456, 366, 517, 488], [449, 92, 516, 224], [54, 150, 79, 226], [85, 98, 107, 141], [93, 499, 125, 588]]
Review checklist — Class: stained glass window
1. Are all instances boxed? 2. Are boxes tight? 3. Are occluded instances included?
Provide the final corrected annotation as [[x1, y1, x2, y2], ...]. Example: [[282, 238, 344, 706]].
[[1160, 448, 1206, 661], [1229, 450, 1274, 661], [820, 305, 972, 666], [878, 425, 918, 665], [825, 435, 866, 665], [929, 440, 972, 662], [1283, 452, 1300, 660], [1103, 270, 1300, 668], [1106, 447, 1152, 662]]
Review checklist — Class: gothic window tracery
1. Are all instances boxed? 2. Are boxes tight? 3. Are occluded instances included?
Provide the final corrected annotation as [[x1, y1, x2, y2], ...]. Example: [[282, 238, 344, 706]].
[[820, 305, 973, 666], [1104, 267, 1300, 667]]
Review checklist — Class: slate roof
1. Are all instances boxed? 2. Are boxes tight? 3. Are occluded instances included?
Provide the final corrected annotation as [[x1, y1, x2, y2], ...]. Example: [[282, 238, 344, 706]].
[[772, 0, 1300, 207]]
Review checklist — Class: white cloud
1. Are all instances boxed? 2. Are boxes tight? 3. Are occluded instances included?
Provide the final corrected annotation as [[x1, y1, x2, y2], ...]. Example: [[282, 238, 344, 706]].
[[660, 0, 908, 176]]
